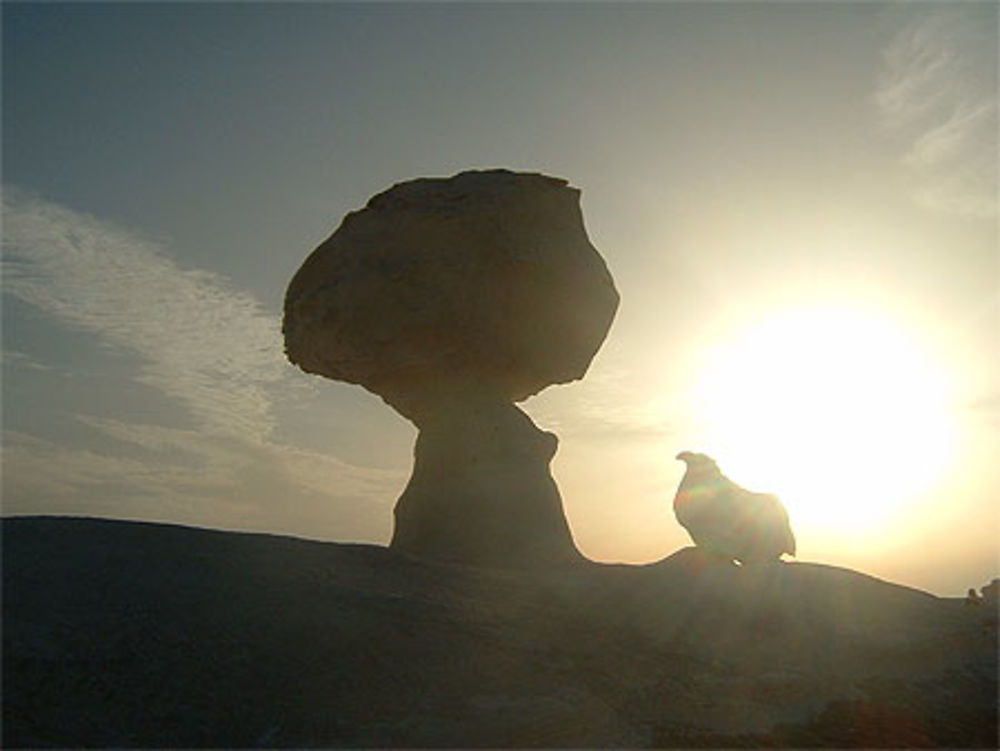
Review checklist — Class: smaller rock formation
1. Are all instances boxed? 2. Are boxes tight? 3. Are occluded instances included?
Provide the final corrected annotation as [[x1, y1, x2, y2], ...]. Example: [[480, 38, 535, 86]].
[[981, 578, 999, 605], [673, 451, 796, 564], [283, 170, 618, 567]]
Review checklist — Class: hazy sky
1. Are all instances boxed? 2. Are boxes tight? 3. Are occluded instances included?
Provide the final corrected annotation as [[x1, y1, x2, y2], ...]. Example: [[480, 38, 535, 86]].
[[3, 2, 997, 595]]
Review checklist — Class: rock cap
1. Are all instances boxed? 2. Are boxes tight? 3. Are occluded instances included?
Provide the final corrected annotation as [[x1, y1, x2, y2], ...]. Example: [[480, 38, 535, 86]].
[[283, 169, 619, 422]]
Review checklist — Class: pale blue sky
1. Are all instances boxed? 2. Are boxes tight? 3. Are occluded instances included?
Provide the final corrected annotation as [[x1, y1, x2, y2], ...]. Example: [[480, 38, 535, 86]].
[[3, 2, 997, 594]]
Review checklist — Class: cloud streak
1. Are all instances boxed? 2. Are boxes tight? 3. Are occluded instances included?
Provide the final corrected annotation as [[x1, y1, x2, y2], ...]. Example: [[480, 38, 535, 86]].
[[2, 189, 406, 541], [2, 349, 56, 372], [3, 189, 287, 440], [874, 9, 997, 217], [525, 354, 675, 444]]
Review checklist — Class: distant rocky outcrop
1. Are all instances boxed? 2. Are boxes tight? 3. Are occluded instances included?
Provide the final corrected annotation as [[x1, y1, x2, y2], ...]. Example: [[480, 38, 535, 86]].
[[3, 517, 997, 748], [982, 577, 999, 604], [283, 170, 618, 567]]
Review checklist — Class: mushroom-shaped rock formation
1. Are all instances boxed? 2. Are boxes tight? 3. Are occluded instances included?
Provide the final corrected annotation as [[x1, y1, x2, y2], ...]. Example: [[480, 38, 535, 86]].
[[283, 169, 619, 567]]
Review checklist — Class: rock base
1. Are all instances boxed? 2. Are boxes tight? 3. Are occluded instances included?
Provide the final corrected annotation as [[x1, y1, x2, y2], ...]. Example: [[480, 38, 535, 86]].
[[390, 401, 582, 567]]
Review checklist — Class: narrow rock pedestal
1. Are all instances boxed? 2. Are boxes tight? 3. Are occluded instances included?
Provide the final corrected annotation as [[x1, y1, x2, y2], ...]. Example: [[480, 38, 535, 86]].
[[391, 400, 582, 567]]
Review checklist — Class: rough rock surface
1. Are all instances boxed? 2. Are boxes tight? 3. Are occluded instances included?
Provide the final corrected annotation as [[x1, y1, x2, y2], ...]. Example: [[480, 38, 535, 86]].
[[4, 517, 997, 748], [282, 170, 617, 566], [283, 169, 619, 422], [391, 401, 582, 567]]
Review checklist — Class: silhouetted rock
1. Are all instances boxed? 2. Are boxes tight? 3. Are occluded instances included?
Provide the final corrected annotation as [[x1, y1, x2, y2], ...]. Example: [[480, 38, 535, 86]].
[[391, 400, 579, 566], [283, 170, 618, 566], [982, 577, 999, 604], [3, 517, 997, 748], [283, 169, 617, 422], [674, 451, 795, 563]]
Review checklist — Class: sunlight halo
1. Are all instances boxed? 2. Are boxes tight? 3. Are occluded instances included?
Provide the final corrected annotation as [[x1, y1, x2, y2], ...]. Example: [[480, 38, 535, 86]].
[[690, 306, 956, 532]]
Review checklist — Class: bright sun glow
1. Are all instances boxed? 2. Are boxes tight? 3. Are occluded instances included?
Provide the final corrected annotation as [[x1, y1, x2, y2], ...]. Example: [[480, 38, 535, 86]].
[[692, 306, 956, 532]]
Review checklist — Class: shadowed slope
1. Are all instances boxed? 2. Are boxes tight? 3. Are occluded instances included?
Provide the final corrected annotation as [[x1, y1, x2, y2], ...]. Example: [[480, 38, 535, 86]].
[[3, 517, 996, 747]]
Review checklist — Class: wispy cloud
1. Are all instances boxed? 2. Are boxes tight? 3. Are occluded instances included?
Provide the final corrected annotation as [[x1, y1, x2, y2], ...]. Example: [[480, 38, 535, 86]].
[[1, 189, 406, 540], [874, 9, 997, 217], [1, 349, 56, 372], [525, 352, 675, 444], [3, 188, 287, 440]]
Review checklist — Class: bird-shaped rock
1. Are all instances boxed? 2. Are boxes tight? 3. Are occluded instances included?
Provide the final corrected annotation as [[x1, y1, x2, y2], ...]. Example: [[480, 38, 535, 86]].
[[674, 451, 796, 564]]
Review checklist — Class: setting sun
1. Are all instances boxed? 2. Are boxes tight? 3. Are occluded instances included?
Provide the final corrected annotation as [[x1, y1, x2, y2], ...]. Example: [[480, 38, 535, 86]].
[[691, 306, 957, 533]]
